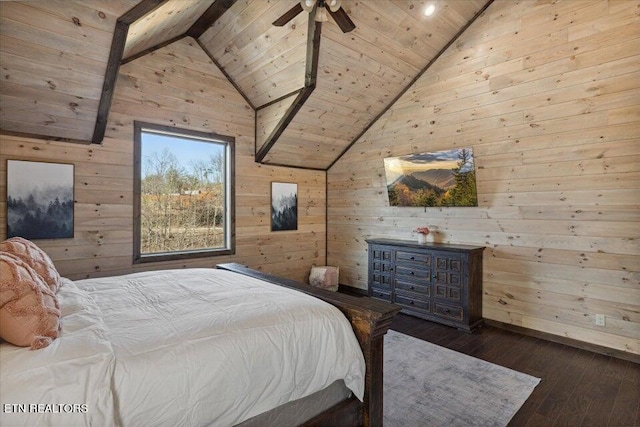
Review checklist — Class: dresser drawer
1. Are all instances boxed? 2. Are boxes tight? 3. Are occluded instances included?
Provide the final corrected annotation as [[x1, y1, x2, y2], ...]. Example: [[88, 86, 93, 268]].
[[395, 264, 431, 280], [396, 279, 430, 296], [396, 251, 431, 265], [433, 303, 463, 321], [396, 293, 431, 313]]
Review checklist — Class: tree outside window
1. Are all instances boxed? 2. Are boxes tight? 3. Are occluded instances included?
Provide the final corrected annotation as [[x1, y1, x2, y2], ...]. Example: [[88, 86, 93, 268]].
[[133, 122, 234, 263]]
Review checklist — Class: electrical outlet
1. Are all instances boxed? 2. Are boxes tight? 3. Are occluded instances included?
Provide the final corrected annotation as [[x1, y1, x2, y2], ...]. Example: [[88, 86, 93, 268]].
[[595, 314, 606, 327]]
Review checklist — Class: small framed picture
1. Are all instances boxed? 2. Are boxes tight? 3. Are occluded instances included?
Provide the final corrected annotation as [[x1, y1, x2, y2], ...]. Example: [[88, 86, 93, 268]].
[[271, 182, 297, 231], [7, 160, 74, 239]]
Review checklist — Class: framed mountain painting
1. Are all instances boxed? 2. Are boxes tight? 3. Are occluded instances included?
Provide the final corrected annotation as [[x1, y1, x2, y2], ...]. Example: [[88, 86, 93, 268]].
[[383, 148, 478, 208]]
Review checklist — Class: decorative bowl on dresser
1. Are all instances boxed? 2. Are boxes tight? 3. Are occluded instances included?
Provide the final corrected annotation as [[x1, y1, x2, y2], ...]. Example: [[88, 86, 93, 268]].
[[366, 238, 485, 332]]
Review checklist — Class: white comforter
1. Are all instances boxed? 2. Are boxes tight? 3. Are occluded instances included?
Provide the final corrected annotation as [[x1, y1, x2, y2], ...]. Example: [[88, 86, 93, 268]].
[[0, 269, 365, 427]]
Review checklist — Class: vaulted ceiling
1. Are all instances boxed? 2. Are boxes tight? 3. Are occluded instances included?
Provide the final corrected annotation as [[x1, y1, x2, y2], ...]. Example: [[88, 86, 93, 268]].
[[0, 0, 491, 170]]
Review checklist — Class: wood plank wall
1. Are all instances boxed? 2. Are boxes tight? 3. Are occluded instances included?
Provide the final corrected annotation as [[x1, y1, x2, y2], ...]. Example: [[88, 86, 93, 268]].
[[327, 0, 640, 355], [0, 37, 326, 283]]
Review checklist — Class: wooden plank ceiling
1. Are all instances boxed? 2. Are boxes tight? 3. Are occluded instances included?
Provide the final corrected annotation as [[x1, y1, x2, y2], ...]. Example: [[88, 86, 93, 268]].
[[0, 0, 139, 142], [0, 0, 489, 169]]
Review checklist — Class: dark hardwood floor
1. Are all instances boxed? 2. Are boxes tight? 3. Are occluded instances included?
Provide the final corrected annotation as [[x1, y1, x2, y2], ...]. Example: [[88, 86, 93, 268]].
[[390, 314, 640, 427]]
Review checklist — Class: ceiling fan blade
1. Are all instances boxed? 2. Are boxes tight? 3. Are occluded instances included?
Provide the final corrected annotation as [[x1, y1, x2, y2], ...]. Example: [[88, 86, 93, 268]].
[[328, 7, 355, 33], [273, 3, 304, 26]]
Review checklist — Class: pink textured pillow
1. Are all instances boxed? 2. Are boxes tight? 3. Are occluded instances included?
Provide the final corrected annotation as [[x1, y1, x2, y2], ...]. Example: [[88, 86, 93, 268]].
[[0, 252, 61, 349], [0, 237, 61, 293]]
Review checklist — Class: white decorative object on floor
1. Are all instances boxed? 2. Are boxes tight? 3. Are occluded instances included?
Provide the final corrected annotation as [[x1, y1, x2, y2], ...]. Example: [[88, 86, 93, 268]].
[[309, 266, 339, 291]]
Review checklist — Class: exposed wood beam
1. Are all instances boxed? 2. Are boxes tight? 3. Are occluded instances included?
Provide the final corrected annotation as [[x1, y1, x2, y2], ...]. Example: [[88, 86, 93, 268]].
[[0, 130, 91, 145], [253, 90, 300, 155], [252, 160, 326, 172], [96, 0, 238, 141], [305, 11, 322, 88], [326, 0, 495, 170], [255, 9, 322, 163], [187, 0, 237, 39], [91, 19, 128, 144], [254, 86, 314, 162], [256, 88, 303, 111], [195, 38, 255, 110], [122, 0, 236, 65], [121, 34, 185, 65], [119, 0, 167, 25], [92, 0, 169, 144]]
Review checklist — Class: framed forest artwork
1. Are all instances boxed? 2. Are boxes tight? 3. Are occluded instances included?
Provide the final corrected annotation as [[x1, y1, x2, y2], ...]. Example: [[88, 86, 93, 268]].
[[271, 182, 297, 231], [6, 160, 74, 239]]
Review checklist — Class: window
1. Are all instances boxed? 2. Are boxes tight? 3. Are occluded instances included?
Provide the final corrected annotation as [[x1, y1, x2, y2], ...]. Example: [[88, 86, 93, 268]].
[[133, 122, 234, 263]]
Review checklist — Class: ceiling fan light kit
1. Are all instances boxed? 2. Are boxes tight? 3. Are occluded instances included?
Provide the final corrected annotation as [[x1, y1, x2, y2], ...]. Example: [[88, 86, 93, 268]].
[[301, 0, 341, 13], [301, 0, 314, 13], [315, 6, 328, 22], [274, 0, 355, 33], [424, 2, 437, 16], [327, 0, 342, 12]]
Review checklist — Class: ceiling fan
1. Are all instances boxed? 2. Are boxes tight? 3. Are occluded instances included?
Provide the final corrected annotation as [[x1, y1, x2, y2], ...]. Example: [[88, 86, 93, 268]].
[[273, 0, 356, 33]]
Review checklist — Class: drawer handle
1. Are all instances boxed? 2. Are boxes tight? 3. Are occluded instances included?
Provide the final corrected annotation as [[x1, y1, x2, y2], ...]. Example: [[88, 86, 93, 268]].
[[432, 274, 437, 279], [410, 271, 415, 275], [410, 256, 415, 260], [410, 286, 414, 290], [409, 301, 414, 305]]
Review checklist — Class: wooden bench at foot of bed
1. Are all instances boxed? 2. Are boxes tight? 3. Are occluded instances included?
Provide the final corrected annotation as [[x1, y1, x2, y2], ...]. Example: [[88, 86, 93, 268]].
[[216, 263, 401, 427]]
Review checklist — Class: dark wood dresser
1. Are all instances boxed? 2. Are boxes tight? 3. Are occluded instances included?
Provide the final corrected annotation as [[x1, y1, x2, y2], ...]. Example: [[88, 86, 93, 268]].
[[367, 238, 484, 332]]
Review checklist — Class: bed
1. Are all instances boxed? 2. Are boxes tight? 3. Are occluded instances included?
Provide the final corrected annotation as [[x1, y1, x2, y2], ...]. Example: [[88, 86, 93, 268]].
[[0, 260, 399, 427]]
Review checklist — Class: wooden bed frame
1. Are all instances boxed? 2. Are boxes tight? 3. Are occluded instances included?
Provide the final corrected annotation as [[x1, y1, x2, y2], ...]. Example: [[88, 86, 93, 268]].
[[216, 263, 401, 427]]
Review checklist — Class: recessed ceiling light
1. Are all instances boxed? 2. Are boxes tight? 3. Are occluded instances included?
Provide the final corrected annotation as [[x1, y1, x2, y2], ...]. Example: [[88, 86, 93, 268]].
[[424, 3, 436, 16]]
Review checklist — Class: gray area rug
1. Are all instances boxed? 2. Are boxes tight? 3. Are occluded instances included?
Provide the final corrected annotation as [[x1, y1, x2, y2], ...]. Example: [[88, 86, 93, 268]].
[[384, 330, 540, 427]]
